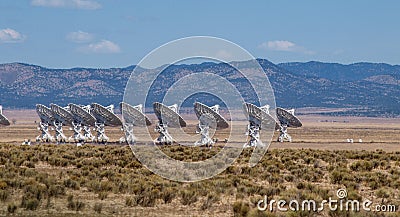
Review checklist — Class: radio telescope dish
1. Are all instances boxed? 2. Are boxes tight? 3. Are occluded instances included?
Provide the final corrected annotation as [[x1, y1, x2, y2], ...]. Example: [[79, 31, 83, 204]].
[[121, 102, 151, 127], [194, 102, 229, 130], [68, 103, 96, 142], [36, 104, 54, 125], [91, 103, 122, 143], [243, 103, 279, 130], [120, 102, 152, 145], [153, 102, 186, 145], [50, 103, 74, 143], [69, 103, 96, 126], [35, 104, 55, 142], [91, 103, 122, 127], [0, 106, 10, 126], [276, 107, 302, 142], [50, 104, 74, 126], [193, 102, 229, 147], [153, 102, 186, 128], [276, 107, 302, 128], [243, 103, 279, 148]]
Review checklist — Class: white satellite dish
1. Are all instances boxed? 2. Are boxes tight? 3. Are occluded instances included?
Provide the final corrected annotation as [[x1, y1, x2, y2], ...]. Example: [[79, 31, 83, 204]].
[[69, 103, 96, 126], [0, 105, 10, 126], [91, 103, 122, 143], [120, 102, 152, 145], [69, 103, 96, 142], [276, 107, 302, 142], [50, 103, 74, 143], [193, 102, 229, 147], [121, 102, 152, 127], [153, 102, 186, 145], [243, 103, 279, 148], [35, 104, 55, 142]]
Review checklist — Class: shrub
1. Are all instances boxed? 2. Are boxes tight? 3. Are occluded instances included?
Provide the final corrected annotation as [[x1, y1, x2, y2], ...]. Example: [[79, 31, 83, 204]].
[[201, 193, 219, 210], [180, 189, 198, 206], [98, 191, 108, 200], [7, 203, 17, 213], [0, 190, 9, 201], [161, 188, 175, 204], [134, 189, 159, 207], [233, 200, 249, 217], [94, 203, 102, 214], [21, 197, 40, 210], [376, 188, 390, 199], [64, 179, 80, 190], [48, 184, 65, 197], [125, 197, 135, 207], [67, 195, 85, 211]]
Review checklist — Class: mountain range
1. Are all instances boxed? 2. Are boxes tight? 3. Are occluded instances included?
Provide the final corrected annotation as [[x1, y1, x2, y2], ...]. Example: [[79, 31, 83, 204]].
[[0, 59, 399, 117]]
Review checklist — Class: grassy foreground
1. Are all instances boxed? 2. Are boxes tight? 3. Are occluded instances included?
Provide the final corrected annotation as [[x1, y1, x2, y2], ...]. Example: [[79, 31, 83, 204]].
[[0, 144, 399, 216]]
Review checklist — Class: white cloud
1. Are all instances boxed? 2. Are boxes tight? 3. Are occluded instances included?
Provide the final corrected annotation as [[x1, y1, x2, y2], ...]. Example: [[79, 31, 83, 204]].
[[79, 40, 121, 54], [66, 31, 93, 43], [259, 40, 296, 51], [0, 28, 26, 43], [259, 40, 315, 55], [31, 0, 101, 10]]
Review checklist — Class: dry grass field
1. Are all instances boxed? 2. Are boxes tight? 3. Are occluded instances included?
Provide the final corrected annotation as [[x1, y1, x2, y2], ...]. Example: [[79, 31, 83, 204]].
[[0, 110, 399, 216]]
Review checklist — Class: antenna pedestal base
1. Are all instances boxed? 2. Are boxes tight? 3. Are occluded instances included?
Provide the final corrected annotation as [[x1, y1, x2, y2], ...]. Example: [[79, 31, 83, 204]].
[[121, 123, 136, 145], [54, 122, 67, 143], [154, 123, 173, 145], [83, 126, 95, 142], [244, 124, 264, 148], [36, 122, 54, 142], [278, 125, 292, 142], [70, 122, 85, 142], [195, 123, 214, 147], [95, 123, 109, 144]]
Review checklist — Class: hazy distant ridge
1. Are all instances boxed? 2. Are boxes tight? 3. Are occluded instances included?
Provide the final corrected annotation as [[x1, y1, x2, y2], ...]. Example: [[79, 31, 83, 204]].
[[0, 60, 399, 116]]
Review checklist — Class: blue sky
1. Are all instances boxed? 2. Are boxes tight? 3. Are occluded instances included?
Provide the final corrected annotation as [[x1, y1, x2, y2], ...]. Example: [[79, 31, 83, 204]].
[[0, 0, 399, 68]]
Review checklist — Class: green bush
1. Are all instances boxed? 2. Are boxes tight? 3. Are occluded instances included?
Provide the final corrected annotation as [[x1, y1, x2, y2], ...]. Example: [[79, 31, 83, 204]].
[[232, 200, 249, 217], [7, 203, 17, 213], [0, 189, 9, 201], [161, 188, 176, 204], [180, 189, 198, 206], [201, 193, 219, 210], [94, 203, 102, 214], [21, 197, 40, 210], [98, 191, 108, 200], [125, 196, 135, 207], [67, 195, 85, 211]]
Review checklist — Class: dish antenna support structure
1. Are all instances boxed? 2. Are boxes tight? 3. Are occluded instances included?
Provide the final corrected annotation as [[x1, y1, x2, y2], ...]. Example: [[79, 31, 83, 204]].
[[276, 107, 302, 142], [243, 103, 278, 148], [91, 103, 122, 144], [193, 102, 229, 147], [35, 104, 55, 142], [120, 102, 152, 145], [153, 102, 186, 145], [68, 104, 96, 143], [51, 104, 75, 143]]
